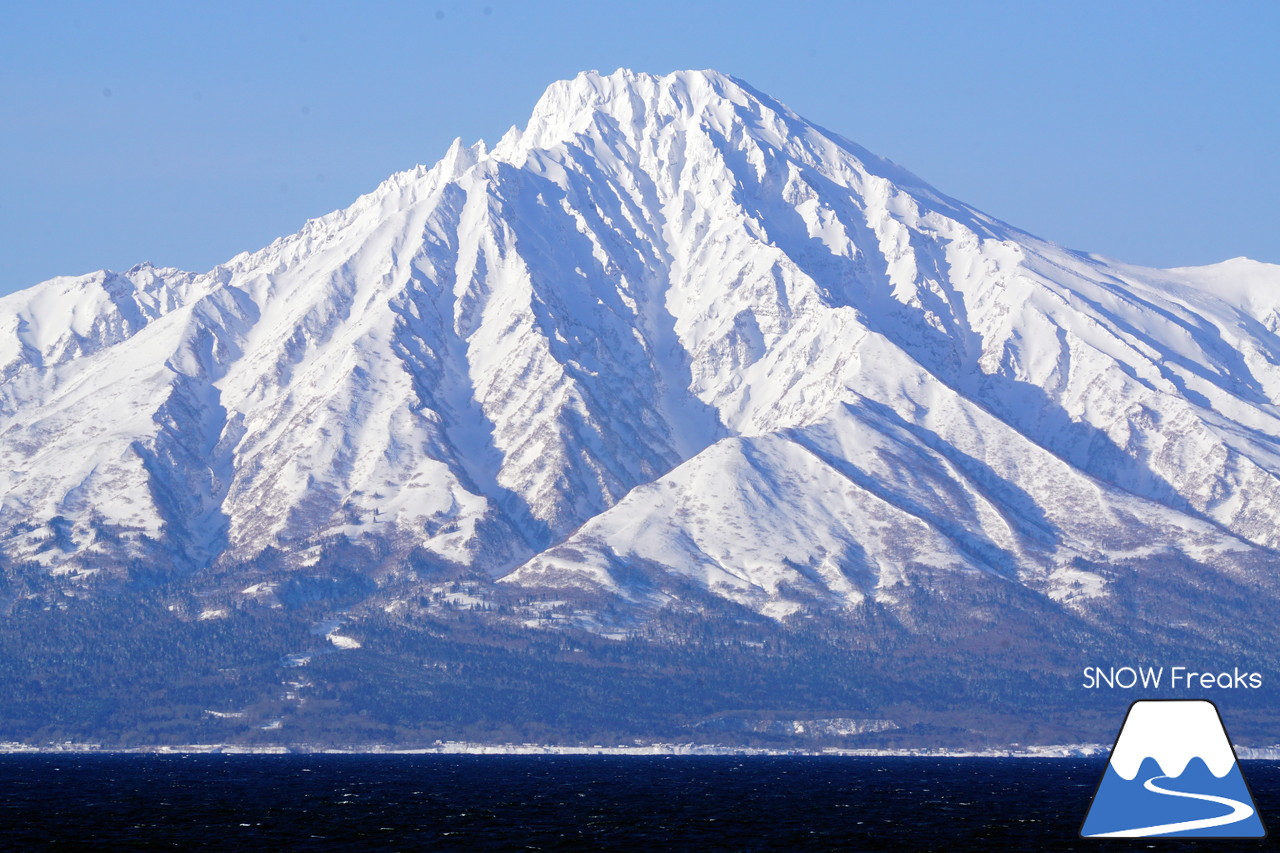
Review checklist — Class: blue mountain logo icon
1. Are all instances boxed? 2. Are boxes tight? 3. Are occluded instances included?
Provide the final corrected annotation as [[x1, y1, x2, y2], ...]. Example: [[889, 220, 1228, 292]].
[[1081, 699, 1266, 838]]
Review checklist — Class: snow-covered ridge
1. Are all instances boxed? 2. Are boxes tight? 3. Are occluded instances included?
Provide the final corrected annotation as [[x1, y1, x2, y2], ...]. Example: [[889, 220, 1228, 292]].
[[0, 262, 206, 384]]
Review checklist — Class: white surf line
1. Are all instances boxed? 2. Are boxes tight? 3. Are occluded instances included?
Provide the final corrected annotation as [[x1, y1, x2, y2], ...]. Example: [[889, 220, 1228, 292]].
[[1086, 775, 1255, 838]]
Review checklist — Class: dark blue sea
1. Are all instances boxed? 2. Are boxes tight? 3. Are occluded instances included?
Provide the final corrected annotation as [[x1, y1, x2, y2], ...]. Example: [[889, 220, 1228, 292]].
[[1, 754, 1277, 851]]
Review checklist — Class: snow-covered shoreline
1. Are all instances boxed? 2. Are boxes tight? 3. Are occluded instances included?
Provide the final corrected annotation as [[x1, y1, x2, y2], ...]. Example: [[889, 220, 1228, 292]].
[[0, 740, 1112, 757], [10, 741, 1280, 759]]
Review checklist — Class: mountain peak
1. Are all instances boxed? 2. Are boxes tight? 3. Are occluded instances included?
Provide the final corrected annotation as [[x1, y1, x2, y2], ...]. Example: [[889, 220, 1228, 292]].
[[545, 68, 746, 108], [502, 68, 784, 158], [489, 68, 959, 229]]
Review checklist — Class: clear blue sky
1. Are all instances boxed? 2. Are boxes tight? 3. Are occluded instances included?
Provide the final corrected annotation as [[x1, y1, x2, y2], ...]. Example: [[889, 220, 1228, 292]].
[[2, 0, 1276, 295]]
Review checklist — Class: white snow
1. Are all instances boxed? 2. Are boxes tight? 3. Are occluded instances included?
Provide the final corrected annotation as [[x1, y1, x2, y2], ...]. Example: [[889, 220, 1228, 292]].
[[326, 633, 361, 650]]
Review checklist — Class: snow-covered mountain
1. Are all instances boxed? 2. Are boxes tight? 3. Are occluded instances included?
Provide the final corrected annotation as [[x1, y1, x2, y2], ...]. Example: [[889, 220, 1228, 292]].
[[5, 69, 1280, 631]]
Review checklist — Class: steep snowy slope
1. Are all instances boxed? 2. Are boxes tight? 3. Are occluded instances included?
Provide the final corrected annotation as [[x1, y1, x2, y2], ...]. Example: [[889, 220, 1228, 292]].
[[3, 70, 1279, 633]]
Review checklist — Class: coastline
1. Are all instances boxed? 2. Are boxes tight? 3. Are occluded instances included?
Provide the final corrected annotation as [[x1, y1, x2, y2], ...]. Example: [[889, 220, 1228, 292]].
[[0, 741, 1116, 757], [12, 741, 1280, 760]]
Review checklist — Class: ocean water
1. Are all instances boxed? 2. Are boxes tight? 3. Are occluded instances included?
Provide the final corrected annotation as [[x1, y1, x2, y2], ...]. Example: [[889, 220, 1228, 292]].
[[1, 754, 1276, 850]]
